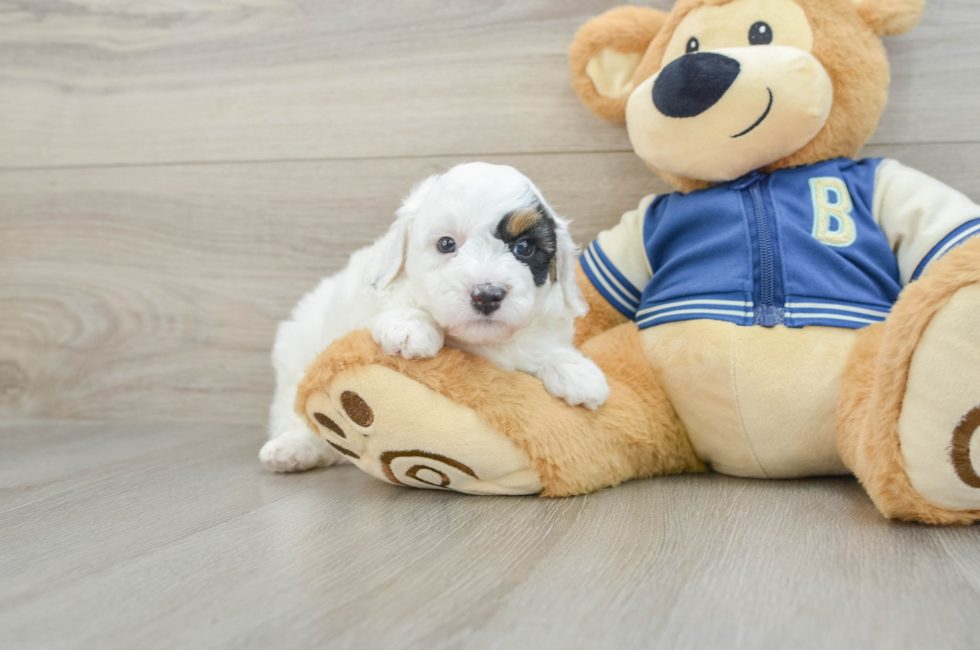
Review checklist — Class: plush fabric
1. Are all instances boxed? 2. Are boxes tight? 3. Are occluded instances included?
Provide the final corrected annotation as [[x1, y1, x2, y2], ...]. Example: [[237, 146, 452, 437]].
[[572, 264, 629, 347], [854, 0, 926, 36], [573, 0, 894, 193], [297, 0, 980, 523], [569, 6, 669, 120], [640, 319, 854, 478], [299, 327, 703, 497], [837, 236, 980, 524], [303, 363, 542, 495]]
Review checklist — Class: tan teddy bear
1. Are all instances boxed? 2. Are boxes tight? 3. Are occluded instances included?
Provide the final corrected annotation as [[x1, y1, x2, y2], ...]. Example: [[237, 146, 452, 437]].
[[294, 0, 980, 524]]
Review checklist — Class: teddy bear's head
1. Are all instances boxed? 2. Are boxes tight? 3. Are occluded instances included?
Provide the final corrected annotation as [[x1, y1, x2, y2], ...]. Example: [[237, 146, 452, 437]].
[[570, 0, 925, 193]]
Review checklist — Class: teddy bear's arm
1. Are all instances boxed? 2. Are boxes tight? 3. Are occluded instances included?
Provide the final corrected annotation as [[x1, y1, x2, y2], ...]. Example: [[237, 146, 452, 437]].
[[574, 194, 656, 345], [573, 264, 628, 346], [872, 159, 980, 283]]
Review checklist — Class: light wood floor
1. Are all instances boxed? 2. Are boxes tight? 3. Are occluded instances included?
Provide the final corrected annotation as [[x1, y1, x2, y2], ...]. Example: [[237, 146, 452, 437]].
[[1, 1, 979, 648]]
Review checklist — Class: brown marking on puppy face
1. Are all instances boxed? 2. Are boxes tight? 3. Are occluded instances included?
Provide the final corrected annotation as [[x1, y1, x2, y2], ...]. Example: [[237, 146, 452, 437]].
[[506, 208, 542, 236], [496, 204, 558, 287]]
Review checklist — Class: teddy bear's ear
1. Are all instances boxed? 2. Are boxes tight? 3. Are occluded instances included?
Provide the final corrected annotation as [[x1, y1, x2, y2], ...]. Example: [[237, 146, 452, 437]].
[[569, 6, 669, 121], [853, 0, 926, 36]]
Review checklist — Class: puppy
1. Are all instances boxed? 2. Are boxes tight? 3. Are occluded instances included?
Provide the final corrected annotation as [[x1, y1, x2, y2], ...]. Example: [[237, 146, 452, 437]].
[[260, 162, 609, 472]]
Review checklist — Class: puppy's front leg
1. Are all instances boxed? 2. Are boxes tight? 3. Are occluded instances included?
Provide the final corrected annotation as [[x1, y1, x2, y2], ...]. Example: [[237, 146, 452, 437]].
[[371, 307, 445, 359], [535, 348, 610, 410], [507, 337, 610, 410]]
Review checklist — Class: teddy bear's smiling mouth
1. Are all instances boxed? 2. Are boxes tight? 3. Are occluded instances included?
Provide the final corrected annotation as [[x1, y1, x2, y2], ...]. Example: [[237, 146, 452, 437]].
[[731, 88, 774, 138]]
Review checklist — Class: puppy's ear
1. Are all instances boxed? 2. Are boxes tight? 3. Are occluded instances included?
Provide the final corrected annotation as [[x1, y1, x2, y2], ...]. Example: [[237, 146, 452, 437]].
[[569, 6, 668, 121], [371, 174, 439, 290], [546, 211, 588, 320], [853, 0, 925, 36]]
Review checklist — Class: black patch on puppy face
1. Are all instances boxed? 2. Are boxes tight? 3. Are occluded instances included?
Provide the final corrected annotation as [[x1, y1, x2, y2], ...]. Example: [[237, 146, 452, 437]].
[[494, 203, 557, 287]]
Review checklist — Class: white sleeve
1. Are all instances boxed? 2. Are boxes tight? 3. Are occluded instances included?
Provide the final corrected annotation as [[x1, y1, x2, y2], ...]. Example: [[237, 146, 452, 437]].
[[873, 159, 980, 284], [579, 194, 655, 318]]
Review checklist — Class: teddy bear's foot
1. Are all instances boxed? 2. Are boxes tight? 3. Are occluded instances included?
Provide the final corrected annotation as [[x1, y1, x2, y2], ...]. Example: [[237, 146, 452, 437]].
[[301, 363, 542, 495], [296, 326, 703, 498], [898, 283, 980, 513], [839, 238, 980, 524]]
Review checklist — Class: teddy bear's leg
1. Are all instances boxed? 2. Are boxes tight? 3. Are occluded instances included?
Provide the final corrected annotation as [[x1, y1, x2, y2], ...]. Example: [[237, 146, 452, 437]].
[[838, 237, 980, 523], [296, 323, 703, 497]]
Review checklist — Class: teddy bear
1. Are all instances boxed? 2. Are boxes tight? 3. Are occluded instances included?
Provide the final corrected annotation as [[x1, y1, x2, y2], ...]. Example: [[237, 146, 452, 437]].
[[293, 0, 980, 524]]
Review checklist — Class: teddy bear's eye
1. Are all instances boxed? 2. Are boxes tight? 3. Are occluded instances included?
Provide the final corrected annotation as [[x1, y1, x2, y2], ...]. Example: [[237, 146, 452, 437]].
[[749, 21, 773, 45], [686, 36, 700, 54]]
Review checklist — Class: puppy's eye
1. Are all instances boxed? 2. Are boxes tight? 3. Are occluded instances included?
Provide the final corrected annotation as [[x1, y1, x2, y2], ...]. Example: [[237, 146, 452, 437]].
[[513, 240, 535, 258], [748, 22, 773, 45], [436, 237, 456, 254], [686, 36, 699, 54]]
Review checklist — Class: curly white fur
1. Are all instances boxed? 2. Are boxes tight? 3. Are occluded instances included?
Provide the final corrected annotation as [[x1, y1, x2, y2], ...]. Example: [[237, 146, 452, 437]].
[[260, 162, 609, 472]]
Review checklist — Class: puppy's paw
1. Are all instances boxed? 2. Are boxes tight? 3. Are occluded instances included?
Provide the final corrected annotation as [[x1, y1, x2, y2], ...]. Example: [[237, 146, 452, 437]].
[[372, 311, 444, 359], [259, 431, 326, 472], [538, 356, 610, 410]]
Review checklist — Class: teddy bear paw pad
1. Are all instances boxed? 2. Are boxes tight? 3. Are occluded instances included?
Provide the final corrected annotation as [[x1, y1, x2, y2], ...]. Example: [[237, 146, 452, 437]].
[[304, 364, 542, 496], [899, 284, 980, 511]]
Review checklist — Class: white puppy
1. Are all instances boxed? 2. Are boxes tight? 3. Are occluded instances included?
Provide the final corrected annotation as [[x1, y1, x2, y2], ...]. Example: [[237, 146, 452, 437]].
[[260, 162, 609, 472]]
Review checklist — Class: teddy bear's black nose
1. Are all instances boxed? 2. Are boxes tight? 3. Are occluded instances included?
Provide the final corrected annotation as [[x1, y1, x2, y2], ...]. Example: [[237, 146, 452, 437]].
[[653, 52, 741, 118]]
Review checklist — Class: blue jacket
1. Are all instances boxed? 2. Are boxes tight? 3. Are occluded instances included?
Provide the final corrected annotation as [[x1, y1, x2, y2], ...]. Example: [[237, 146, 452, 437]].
[[581, 158, 980, 329]]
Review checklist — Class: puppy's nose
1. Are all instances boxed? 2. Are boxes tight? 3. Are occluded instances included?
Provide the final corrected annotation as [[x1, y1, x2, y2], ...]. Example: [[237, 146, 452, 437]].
[[470, 284, 507, 316], [653, 52, 740, 118]]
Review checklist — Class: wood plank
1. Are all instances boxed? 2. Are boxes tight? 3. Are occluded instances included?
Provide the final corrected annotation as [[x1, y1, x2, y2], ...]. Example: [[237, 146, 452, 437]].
[[0, 0, 977, 170], [1, 419, 978, 650], [0, 151, 656, 425], [2, 144, 979, 425]]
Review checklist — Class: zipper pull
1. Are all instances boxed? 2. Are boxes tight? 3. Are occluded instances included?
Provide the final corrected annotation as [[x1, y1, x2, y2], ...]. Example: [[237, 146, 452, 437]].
[[759, 305, 776, 327], [732, 170, 764, 190]]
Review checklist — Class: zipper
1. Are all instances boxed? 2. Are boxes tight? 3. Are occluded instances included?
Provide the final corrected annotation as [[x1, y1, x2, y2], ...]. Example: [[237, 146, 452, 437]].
[[733, 172, 784, 327], [750, 183, 777, 327]]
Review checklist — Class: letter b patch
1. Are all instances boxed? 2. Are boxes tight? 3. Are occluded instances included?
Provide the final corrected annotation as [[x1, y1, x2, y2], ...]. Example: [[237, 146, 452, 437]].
[[810, 177, 856, 247]]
